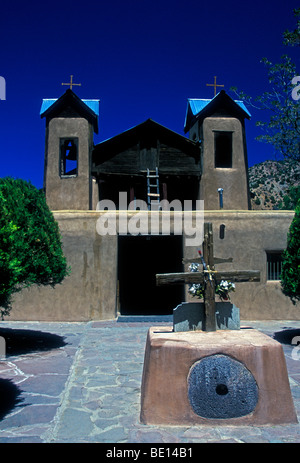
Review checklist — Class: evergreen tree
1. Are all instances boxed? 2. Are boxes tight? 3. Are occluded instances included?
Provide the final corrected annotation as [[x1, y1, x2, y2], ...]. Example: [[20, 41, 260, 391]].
[[283, 8, 300, 47], [281, 198, 300, 304], [231, 8, 300, 161], [231, 55, 299, 161], [278, 185, 300, 210], [0, 178, 70, 317]]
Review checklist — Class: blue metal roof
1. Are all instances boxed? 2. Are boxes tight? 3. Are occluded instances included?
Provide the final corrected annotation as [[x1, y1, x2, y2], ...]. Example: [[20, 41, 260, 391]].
[[187, 97, 251, 118], [40, 98, 100, 116], [184, 91, 251, 132]]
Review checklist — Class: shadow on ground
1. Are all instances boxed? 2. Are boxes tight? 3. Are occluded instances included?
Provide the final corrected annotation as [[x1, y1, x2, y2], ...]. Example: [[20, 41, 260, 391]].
[[0, 327, 67, 357], [274, 328, 300, 345], [0, 378, 23, 421]]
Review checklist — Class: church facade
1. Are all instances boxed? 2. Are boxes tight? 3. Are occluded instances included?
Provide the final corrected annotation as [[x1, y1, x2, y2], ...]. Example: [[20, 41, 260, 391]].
[[7, 89, 299, 321], [41, 89, 251, 213]]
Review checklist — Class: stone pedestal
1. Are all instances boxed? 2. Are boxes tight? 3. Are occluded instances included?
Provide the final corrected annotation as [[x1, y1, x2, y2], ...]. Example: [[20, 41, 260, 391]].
[[140, 327, 298, 426]]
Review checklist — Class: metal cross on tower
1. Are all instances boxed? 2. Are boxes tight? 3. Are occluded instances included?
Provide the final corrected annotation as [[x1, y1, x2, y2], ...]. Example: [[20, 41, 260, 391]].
[[206, 76, 224, 96], [62, 75, 81, 90]]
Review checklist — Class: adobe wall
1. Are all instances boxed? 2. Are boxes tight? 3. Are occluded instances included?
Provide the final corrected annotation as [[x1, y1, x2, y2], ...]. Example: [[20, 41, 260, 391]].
[[186, 210, 299, 320], [6, 210, 300, 322], [200, 118, 250, 210], [9, 212, 118, 321], [44, 118, 94, 210]]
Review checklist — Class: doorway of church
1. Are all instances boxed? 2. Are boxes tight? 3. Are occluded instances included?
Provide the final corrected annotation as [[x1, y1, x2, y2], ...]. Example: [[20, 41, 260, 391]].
[[118, 235, 184, 315]]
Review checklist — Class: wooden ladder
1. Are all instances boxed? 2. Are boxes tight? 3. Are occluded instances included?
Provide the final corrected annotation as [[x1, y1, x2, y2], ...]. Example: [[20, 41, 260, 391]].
[[147, 167, 160, 210]]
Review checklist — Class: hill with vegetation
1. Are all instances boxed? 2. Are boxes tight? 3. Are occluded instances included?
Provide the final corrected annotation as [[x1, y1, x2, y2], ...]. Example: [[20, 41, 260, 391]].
[[248, 159, 300, 210]]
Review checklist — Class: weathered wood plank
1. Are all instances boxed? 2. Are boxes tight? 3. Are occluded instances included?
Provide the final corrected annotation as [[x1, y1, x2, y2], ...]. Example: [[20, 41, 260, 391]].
[[182, 256, 233, 264], [156, 272, 205, 286], [213, 270, 261, 282], [94, 142, 200, 176], [203, 222, 216, 331], [156, 270, 260, 286]]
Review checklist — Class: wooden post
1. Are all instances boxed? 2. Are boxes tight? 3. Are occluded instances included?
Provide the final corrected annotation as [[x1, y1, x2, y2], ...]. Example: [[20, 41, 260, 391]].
[[203, 223, 216, 332]]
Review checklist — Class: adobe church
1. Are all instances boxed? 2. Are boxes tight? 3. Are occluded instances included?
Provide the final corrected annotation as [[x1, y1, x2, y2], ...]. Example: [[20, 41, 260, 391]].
[[8, 86, 299, 321]]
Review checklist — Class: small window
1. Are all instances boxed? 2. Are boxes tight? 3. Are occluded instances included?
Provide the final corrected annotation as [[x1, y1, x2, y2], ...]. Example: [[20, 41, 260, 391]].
[[219, 224, 225, 239], [215, 131, 232, 168], [60, 138, 78, 177], [266, 251, 283, 280]]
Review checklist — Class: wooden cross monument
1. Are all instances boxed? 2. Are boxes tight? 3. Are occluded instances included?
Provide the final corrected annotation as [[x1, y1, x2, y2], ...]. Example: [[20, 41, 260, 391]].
[[156, 223, 260, 332]]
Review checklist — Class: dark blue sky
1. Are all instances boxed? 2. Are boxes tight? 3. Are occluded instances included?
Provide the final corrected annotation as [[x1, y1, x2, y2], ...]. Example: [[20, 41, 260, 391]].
[[0, 0, 298, 189]]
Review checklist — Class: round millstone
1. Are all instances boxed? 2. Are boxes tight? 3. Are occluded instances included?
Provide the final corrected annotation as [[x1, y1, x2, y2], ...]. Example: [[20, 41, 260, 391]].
[[187, 354, 258, 419]]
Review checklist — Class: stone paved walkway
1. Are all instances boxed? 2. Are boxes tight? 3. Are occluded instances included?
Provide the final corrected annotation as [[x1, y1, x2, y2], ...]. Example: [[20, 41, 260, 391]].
[[0, 319, 299, 443]]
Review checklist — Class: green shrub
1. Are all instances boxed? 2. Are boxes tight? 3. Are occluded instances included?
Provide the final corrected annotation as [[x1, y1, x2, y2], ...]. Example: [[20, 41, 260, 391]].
[[0, 178, 70, 317], [281, 199, 300, 304]]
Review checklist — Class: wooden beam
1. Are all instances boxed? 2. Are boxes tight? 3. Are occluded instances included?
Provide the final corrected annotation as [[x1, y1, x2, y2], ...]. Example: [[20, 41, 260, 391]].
[[214, 270, 260, 282], [156, 272, 205, 286], [182, 256, 233, 264], [156, 270, 260, 286], [203, 222, 216, 331]]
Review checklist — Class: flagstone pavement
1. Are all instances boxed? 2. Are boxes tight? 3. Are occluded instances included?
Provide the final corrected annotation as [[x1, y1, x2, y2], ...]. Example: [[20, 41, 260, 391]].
[[0, 318, 299, 443]]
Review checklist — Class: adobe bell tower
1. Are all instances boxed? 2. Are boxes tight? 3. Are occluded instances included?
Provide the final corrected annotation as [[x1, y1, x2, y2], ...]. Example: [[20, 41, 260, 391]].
[[184, 90, 251, 210], [40, 89, 99, 210]]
